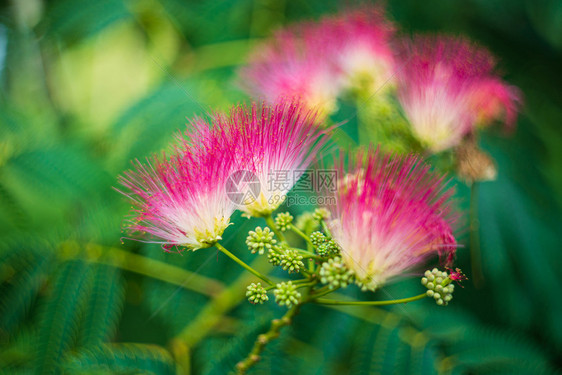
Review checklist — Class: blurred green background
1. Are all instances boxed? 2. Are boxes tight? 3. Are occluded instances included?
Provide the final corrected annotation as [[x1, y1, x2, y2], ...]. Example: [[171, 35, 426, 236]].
[[1, 0, 561, 374]]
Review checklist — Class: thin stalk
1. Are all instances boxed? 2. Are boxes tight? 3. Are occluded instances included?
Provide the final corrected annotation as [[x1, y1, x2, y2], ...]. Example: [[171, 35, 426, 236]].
[[79, 245, 224, 296], [215, 243, 273, 285], [236, 304, 300, 374], [175, 256, 270, 347], [289, 224, 314, 247], [264, 215, 286, 242], [307, 285, 338, 300], [314, 293, 427, 306], [470, 182, 484, 287], [320, 220, 332, 238]]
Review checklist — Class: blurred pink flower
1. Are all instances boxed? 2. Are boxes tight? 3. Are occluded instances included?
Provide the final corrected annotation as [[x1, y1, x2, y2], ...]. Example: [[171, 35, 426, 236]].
[[396, 36, 521, 152], [239, 5, 395, 114], [326, 148, 457, 290]]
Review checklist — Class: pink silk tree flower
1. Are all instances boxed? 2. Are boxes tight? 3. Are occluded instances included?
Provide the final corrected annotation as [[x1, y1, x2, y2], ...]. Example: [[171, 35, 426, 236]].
[[326, 148, 457, 291], [239, 5, 395, 114], [318, 6, 395, 96], [223, 100, 330, 217], [239, 27, 341, 115], [396, 36, 521, 152], [117, 123, 237, 251]]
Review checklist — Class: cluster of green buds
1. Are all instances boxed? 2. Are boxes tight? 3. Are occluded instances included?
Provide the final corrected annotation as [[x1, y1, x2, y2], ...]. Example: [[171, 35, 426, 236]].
[[246, 226, 276, 255], [279, 249, 304, 273], [319, 257, 354, 289], [312, 208, 330, 221], [422, 268, 455, 306], [246, 282, 269, 304], [274, 212, 294, 232], [274, 281, 301, 307], [309, 231, 340, 257]]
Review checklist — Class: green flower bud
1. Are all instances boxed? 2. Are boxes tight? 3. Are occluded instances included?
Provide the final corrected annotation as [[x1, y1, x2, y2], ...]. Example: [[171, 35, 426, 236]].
[[319, 257, 354, 289], [246, 282, 269, 304], [267, 246, 283, 266], [246, 226, 276, 255], [279, 249, 304, 273], [422, 268, 457, 306], [274, 281, 301, 307], [274, 212, 294, 232], [312, 208, 330, 221], [310, 231, 327, 247], [316, 239, 340, 258]]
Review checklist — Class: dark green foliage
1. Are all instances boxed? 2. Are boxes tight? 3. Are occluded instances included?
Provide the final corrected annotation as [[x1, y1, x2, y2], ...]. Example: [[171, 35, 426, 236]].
[[0, 0, 561, 374], [64, 343, 176, 375], [79, 265, 125, 347], [35, 260, 93, 375]]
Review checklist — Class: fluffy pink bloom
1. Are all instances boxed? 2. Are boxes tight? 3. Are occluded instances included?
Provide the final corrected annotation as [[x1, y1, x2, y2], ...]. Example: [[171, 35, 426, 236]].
[[221, 100, 330, 216], [396, 36, 521, 152], [117, 122, 237, 251], [326, 148, 457, 290], [239, 6, 395, 114], [320, 6, 395, 95]]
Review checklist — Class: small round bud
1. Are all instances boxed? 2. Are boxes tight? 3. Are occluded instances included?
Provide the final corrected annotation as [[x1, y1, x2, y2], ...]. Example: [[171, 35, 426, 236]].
[[246, 227, 276, 255], [422, 268, 457, 307], [310, 231, 327, 247], [312, 208, 330, 221], [274, 212, 294, 232], [274, 281, 301, 307], [316, 240, 341, 258], [279, 249, 304, 273], [267, 246, 283, 266], [246, 283, 269, 304], [319, 257, 354, 289]]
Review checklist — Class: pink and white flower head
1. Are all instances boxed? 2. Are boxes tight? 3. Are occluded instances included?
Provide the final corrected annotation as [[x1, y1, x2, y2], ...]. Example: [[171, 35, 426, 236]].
[[318, 6, 395, 96], [396, 35, 521, 152], [326, 148, 457, 291], [224, 100, 330, 217], [239, 27, 341, 115], [239, 5, 395, 114], [117, 122, 237, 251]]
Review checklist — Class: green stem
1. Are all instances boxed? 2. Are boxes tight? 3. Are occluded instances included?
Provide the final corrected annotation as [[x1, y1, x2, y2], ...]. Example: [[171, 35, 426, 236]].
[[308, 285, 338, 300], [264, 215, 286, 242], [236, 304, 300, 374], [76, 244, 224, 296], [320, 220, 332, 238], [175, 256, 270, 347], [314, 293, 427, 306], [215, 243, 273, 285], [470, 182, 484, 288], [289, 224, 314, 247]]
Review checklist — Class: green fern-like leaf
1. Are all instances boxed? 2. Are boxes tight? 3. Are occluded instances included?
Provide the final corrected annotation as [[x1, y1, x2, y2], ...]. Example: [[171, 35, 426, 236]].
[[0, 248, 51, 338], [64, 343, 176, 375], [79, 265, 125, 347], [35, 259, 93, 375], [202, 314, 273, 375]]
